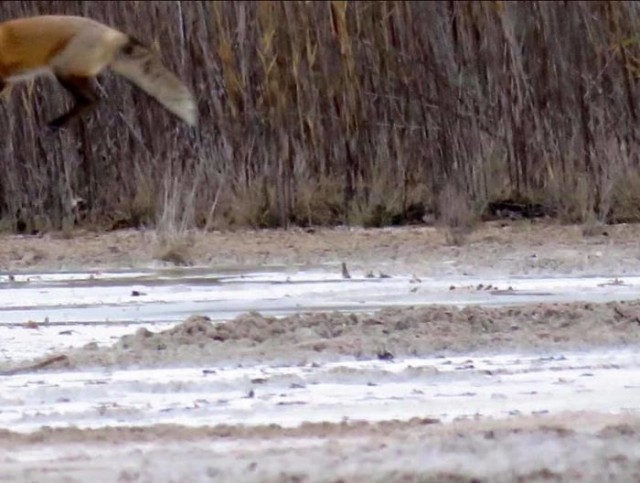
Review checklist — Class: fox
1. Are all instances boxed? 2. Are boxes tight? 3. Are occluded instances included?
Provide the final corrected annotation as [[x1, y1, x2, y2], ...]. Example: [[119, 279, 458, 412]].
[[0, 14, 197, 130]]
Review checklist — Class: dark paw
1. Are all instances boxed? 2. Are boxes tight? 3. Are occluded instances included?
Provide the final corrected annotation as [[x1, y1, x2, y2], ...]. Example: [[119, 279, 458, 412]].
[[44, 121, 65, 135]]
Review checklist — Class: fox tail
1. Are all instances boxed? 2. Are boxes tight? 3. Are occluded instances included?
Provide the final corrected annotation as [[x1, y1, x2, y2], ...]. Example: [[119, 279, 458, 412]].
[[111, 37, 197, 126]]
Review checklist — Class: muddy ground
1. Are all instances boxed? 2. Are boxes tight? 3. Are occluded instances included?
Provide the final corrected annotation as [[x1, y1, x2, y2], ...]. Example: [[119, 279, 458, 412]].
[[2, 221, 640, 481], [3, 220, 640, 277]]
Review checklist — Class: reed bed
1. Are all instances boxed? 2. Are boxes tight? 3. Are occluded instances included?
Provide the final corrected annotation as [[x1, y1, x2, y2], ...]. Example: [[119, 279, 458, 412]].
[[2, 1, 640, 232]]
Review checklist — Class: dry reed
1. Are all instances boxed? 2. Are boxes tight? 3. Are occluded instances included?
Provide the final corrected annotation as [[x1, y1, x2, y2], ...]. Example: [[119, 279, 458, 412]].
[[2, 1, 640, 232]]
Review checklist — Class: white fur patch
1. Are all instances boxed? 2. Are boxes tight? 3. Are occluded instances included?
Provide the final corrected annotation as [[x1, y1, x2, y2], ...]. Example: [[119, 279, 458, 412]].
[[6, 67, 53, 83]]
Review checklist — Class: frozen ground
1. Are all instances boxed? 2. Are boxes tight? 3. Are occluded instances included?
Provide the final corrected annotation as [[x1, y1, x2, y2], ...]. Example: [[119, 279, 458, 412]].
[[2, 350, 640, 433], [2, 222, 640, 481]]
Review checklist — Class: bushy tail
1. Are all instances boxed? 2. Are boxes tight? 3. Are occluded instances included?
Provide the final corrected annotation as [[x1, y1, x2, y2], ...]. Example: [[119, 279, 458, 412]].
[[111, 37, 197, 126]]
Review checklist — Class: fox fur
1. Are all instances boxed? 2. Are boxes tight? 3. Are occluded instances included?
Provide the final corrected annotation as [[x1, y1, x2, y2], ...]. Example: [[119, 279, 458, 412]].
[[0, 15, 197, 129]]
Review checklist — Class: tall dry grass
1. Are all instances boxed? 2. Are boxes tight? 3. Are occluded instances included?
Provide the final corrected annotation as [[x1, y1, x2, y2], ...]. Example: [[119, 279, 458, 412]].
[[2, 1, 640, 232]]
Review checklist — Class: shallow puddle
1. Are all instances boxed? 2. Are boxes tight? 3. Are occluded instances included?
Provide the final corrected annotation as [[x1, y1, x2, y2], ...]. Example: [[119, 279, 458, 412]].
[[1, 268, 640, 361]]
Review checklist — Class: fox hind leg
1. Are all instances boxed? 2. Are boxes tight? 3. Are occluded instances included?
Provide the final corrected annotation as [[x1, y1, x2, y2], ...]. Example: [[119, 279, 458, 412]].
[[48, 74, 99, 130]]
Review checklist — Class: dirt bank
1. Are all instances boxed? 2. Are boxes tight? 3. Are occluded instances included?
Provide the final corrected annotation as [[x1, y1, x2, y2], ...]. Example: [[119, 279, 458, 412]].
[[3, 297, 639, 374]]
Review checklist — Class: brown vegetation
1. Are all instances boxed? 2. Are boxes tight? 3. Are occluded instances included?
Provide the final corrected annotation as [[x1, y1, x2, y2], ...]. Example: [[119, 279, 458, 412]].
[[2, 1, 640, 232]]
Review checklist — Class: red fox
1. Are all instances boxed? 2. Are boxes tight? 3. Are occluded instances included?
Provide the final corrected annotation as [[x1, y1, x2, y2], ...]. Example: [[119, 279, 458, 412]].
[[0, 15, 197, 129]]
